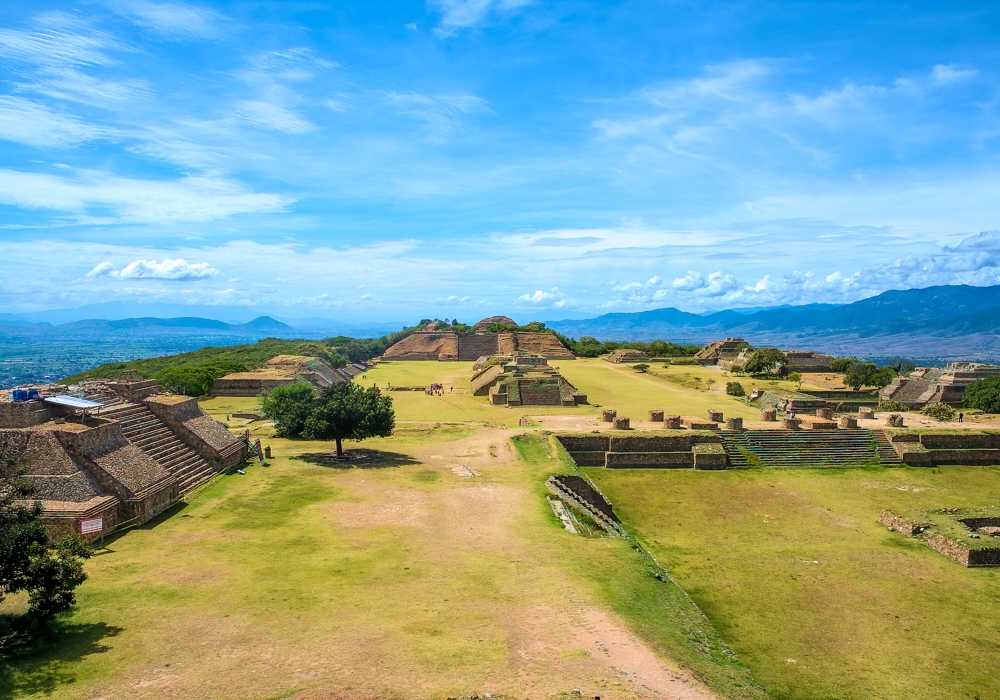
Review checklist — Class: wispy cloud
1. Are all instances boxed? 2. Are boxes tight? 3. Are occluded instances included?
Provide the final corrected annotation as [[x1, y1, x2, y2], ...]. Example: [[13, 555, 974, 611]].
[[383, 91, 490, 135], [109, 1, 228, 40], [0, 168, 294, 224], [428, 0, 533, 36], [0, 96, 114, 147], [87, 258, 220, 280]]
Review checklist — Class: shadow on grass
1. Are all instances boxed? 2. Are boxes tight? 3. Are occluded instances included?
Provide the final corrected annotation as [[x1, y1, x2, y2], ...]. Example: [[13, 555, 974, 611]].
[[294, 449, 419, 469], [96, 501, 191, 551], [0, 619, 123, 697]]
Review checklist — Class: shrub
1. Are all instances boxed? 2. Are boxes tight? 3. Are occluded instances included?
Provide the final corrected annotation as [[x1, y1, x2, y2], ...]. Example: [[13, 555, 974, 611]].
[[877, 400, 906, 412], [632, 363, 650, 373], [726, 381, 746, 397], [922, 403, 956, 422], [830, 357, 859, 373], [154, 366, 216, 396], [964, 376, 1000, 414]]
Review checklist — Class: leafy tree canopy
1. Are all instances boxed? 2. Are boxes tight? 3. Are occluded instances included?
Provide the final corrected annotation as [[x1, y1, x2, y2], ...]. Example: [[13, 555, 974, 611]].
[[744, 348, 788, 375], [262, 382, 395, 456], [726, 381, 746, 397], [964, 376, 1000, 414], [1, 448, 91, 643]]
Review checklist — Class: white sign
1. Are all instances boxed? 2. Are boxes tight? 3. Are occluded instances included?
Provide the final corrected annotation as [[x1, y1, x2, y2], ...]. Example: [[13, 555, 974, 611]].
[[80, 517, 103, 535]]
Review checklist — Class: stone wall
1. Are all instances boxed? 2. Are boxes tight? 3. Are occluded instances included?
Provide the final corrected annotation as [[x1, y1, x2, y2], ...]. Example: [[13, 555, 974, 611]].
[[518, 380, 562, 406], [556, 435, 610, 452], [606, 451, 694, 468], [878, 510, 929, 536], [457, 333, 500, 361], [211, 377, 296, 396], [0, 400, 52, 428]]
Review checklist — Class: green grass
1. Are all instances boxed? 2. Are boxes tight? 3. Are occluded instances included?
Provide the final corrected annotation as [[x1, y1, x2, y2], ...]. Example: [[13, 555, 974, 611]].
[[587, 465, 1000, 700]]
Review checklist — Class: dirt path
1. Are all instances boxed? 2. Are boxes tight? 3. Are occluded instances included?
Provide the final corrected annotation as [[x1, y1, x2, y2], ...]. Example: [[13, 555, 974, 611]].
[[315, 427, 718, 700]]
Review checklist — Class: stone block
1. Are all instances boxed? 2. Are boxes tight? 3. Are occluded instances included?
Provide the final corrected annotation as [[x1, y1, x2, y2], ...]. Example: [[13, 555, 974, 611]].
[[838, 416, 858, 429], [648, 409, 664, 422], [693, 443, 728, 470], [783, 417, 801, 429], [707, 409, 723, 422], [725, 417, 743, 431], [612, 417, 630, 430], [816, 408, 833, 420], [886, 414, 904, 428], [681, 416, 720, 430], [761, 408, 777, 421], [664, 415, 682, 429], [859, 406, 875, 419], [602, 409, 617, 422]]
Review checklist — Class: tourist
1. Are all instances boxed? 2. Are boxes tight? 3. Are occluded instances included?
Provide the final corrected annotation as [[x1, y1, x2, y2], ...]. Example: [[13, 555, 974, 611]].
[[959, 412, 964, 423]]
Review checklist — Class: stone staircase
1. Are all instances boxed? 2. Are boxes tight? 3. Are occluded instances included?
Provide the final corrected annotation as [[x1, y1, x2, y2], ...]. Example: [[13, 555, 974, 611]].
[[720, 429, 882, 468], [871, 429, 904, 466], [101, 403, 217, 494]]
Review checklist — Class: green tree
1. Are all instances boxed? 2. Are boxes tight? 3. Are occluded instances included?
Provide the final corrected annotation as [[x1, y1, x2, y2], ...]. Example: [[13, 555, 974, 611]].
[[869, 366, 897, 389], [845, 362, 878, 390], [303, 383, 395, 457], [342, 341, 370, 364], [888, 357, 916, 375], [787, 371, 803, 390], [1, 447, 91, 639], [830, 357, 859, 373], [154, 366, 215, 396], [744, 348, 788, 375], [964, 376, 1000, 414], [632, 363, 650, 373], [261, 383, 316, 438], [725, 381, 746, 397]]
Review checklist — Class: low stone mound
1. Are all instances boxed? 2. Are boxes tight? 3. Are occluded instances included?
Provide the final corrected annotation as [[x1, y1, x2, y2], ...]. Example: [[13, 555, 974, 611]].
[[382, 332, 459, 361]]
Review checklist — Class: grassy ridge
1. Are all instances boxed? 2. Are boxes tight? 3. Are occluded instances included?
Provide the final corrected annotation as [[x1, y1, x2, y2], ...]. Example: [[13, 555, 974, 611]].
[[62, 338, 341, 383]]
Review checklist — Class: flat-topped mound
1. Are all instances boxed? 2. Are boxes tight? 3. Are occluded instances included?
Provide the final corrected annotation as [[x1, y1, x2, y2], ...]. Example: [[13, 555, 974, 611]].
[[383, 330, 573, 361], [605, 349, 650, 363], [212, 354, 353, 396]]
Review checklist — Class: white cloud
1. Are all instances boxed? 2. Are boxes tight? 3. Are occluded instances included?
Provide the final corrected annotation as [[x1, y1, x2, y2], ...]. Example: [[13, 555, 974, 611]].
[[0, 12, 127, 68], [429, 0, 532, 36], [0, 168, 294, 224], [405, 23, 418, 31], [930, 64, 977, 85], [119, 258, 219, 280], [516, 287, 567, 308], [383, 91, 490, 134], [0, 96, 114, 147], [86, 261, 118, 278], [234, 100, 316, 134], [109, 1, 228, 39]]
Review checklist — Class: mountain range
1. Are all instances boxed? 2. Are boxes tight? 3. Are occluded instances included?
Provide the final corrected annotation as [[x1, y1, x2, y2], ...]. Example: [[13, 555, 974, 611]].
[[547, 284, 1000, 359], [0, 315, 294, 335]]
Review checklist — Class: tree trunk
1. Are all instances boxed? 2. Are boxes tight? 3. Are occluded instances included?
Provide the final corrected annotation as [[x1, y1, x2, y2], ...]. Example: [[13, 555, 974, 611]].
[[336, 437, 343, 458]]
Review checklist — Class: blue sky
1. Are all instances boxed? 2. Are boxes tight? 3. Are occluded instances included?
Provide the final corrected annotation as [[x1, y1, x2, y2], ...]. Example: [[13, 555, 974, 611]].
[[2, 0, 1000, 322]]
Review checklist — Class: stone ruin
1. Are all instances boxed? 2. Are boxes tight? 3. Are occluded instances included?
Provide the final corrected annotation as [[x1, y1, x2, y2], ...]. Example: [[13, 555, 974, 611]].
[[880, 362, 1000, 409], [695, 338, 749, 366], [612, 417, 631, 430], [382, 317, 574, 361], [211, 355, 366, 397], [605, 349, 650, 364], [469, 353, 586, 407], [881, 508, 1000, 567], [0, 380, 245, 541]]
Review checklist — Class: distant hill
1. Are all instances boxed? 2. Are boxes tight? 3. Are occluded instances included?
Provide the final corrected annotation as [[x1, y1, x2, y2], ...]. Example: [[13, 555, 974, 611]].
[[548, 284, 1000, 360], [6, 315, 293, 336]]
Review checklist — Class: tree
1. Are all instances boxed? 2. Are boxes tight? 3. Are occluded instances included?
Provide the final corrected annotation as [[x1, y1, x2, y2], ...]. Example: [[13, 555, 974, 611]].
[[632, 363, 650, 373], [964, 376, 1000, 414], [303, 383, 395, 457], [726, 381, 746, 397], [869, 366, 897, 389], [706, 378, 716, 391], [787, 372, 803, 390], [154, 366, 215, 396], [888, 357, 916, 375], [830, 357, 859, 373], [744, 348, 788, 375], [845, 362, 878, 390], [729, 364, 746, 376], [1, 447, 91, 639], [261, 383, 315, 437], [342, 341, 370, 364]]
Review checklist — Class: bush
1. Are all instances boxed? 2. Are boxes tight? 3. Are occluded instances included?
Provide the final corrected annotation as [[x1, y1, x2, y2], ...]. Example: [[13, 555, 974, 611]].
[[726, 381, 746, 397], [964, 376, 1000, 414], [921, 403, 956, 422], [744, 348, 788, 375], [154, 366, 216, 396], [632, 363, 650, 373], [830, 357, 859, 373], [877, 400, 906, 412]]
